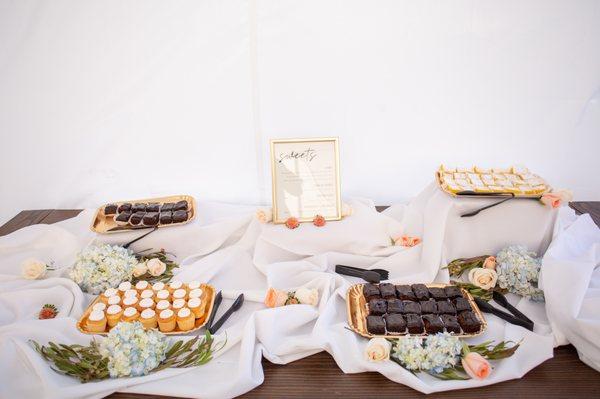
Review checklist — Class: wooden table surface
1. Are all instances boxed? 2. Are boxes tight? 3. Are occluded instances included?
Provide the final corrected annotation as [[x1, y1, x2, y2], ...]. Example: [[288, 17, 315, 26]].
[[1, 203, 599, 399]]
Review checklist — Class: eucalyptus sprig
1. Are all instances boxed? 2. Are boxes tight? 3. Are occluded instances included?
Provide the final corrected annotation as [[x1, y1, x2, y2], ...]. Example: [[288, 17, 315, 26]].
[[155, 331, 225, 371], [444, 255, 490, 277], [468, 339, 521, 360], [132, 248, 178, 284], [451, 281, 493, 301]]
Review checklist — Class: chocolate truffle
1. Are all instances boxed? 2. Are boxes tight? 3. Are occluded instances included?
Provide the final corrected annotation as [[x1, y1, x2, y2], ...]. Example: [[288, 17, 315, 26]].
[[384, 314, 406, 334], [104, 204, 118, 215], [114, 212, 131, 225], [428, 287, 448, 300], [366, 315, 386, 335], [118, 203, 132, 213], [423, 314, 444, 334], [406, 314, 424, 334], [444, 285, 463, 299], [396, 285, 416, 301], [132, 203, 146, 213], [130, 211, 145, 225], [174, 200, 189, 211], [457, 311, 481, 333], [379, 283, 396, 299], [411, 284, 429, 301], [143, 212, 159, 226], [172, 210, 188, 223], [363, 284, 381, 302], [159, 211, 173, 224], [420, 300, 438, 315], [454, 297, 472, 313], [161, 203, 174, 212], [402, 301, 421, 315], [146, 203, 160, 213], [386, 298, 404, 314], [436, 300, 456, 315], [441, 314, 461, 334], [368, 299, 387, 316]]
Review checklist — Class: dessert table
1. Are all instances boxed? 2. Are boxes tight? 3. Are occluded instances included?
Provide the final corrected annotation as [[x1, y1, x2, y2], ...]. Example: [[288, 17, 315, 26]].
[[1, 202, 599, 399]]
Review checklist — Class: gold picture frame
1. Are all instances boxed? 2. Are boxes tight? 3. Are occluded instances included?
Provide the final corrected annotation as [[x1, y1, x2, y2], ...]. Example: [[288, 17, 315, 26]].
[[270, 137, 341, 224]]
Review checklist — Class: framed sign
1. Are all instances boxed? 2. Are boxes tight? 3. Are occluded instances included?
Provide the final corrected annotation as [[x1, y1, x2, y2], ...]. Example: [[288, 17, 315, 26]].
[[270, 137, 341, 224]]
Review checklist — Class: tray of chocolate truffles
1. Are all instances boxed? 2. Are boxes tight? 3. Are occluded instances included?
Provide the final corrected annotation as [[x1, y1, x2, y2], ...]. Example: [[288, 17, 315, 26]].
[[77, 280, 216, 335], [91, 195, 196, 233], [346, 283, 486, 338]]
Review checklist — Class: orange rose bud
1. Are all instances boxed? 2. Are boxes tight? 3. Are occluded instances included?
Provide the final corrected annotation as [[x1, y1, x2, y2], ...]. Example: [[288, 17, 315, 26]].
[[285, 217, 300, 229], [313, 215, 326, 227]]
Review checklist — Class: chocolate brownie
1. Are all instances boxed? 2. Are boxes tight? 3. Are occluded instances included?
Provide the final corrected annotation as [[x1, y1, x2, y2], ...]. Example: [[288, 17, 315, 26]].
[[420, 300, 438, 314], [363, 284, 380, 302], [444, 285, 463, 299], [146, 203, 160, 213], [423, 314, 444, 334], [130, 211, 145, 226], [402, 301, 421, 315], [379, 283, 396, 299], [436, 300, 456, 315], [159, 211, 173, 224], [115, 212, 131, 224], [104, 204, 118, 215], [161, 203, 174, 212], [411, 284, 429, 301], [384, 314, 406, 334], [118, 203, 132, 213], [457, 311, 481, 333], [386, 298, 404, 314], [428, 287, 448, 300], [174, 200, 189, 211], [172, 210, 188, 223], [132, 203, 146, 213], [366, 315, 386, 335], [368, 299, 387, 316], [441, 314, 461, 334], [143, 212, 159, 226], [395, 285, 416, 301], [406, 314, 424, 334], [454, 297, 472, 313]]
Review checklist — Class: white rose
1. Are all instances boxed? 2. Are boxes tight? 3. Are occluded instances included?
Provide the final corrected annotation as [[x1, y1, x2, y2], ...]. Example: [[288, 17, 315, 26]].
[[132, 262, 148, 278], [342, 203, 353, 217], [146, 258, 167, 277], [468, 267, 498, 290], [365, 338, 391, 362], [256, 208, 272, 224], [294, 287, 319, 306], [22, 258, 47, 280]]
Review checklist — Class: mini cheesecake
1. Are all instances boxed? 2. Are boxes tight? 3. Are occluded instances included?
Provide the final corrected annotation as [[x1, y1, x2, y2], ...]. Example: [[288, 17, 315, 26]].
[[135, 280, 149, 292], [155, 289, 170, 302], [92, 302, 107, 313], [172, 298, 186, 311], [138, 297, 155, 312], [123, 289, 138, 299], [158, 309, 176, 332], [188, 288, 203, 300], [106, 305, 123, 328], [118, 281, 132, 296], [122, 295, 139, 309], [187, 281, 201, 291], [107, 295, 121, 307], [121, 306, 139, 323], [168, 280, 184, 294], [187, 297, 204, 319], [101, 288, 118, 304], [86, 310, 107, 333], [152, 282, 165, 292], [140, 308, 158, 329], [172, 288, 187, 301], [176, 307, 195, 331], [140, 289, 154, 300], [156, 299, 171, 313]]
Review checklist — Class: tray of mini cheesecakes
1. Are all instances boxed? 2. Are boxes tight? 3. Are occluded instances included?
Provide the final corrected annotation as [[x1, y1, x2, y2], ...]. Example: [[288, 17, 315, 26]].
[[91, 195, 196, 234], [436, 165, 550, 198], [77, 280, 215, 335], [346, 283, 487, 338]]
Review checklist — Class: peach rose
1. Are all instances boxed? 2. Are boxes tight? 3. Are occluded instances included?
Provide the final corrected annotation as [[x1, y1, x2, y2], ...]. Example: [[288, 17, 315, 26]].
[[295, 287, 319, 306], [256, 208, 272, 224], [462, 352, 491, 380], [264, 288, 288, 308], [313, 215, 326, 227], [483, 256, 496, 270], [146, 258, 166, 277], [132, 262, 148, 278], [364, 338, 391, 362], [285, 217, 300, 229], [540, 192, 562, 208], [22, 258, 47, 280], [393, 235, 422, 247], [468, 268, 498, 290]]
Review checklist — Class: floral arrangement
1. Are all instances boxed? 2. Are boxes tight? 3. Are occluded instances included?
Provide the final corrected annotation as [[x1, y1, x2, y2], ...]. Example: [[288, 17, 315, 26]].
[[365, 333, 519, 380], [539, 189, 572, 208], [264, 286, 319, 307], [38, 304, 59, 320], [21, 258, 56, 280], [69, 244, 177, 294], [445, 245, 544, 302], [31, 321, 221, 382], [391, 235, 422, 247]]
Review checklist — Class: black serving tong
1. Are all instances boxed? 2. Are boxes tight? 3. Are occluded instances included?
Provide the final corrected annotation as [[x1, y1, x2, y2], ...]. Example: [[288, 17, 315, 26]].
[[335, 265, 382, 283], [208, 293, 244, 334], [122, 226, 158, 249], [335, 265, 389, 280], [205, 291, 223, 332], [473, 292, 534, 331], [458, 192, 515, 218]]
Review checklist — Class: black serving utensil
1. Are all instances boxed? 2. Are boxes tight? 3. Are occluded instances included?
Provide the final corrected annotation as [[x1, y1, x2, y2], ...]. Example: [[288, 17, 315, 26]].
[[335, 265, 381, 283], [492, 291, 534, 326], [205, 291, 223, 331], [208, 293, 244, 334], [335, 264, 389, 280], [108, 225, 156, 232], [122, 226, 158, 249], [459, 192, 515, 218], [474, 297, 534, 331]]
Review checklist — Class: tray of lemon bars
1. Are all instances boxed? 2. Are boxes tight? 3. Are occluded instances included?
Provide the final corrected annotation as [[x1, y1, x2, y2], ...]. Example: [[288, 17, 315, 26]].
[[436, 165, 550, 198], [77, 280, 216, 335]]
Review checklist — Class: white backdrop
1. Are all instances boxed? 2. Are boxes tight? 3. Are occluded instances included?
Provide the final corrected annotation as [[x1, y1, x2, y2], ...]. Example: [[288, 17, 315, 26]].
[[1, 0, 599, 225]]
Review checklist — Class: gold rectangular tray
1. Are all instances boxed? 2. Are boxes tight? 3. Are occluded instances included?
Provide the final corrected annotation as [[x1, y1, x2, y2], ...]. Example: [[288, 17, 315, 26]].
[[436, 165, 550, 198], [346, 283, 487, 338], [77, 283, 216, 335], [91, 194, 196, 234]]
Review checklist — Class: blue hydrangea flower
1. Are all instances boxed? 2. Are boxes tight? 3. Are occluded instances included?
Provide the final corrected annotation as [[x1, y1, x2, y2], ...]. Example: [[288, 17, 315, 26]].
[[496, 245, 544, 301]]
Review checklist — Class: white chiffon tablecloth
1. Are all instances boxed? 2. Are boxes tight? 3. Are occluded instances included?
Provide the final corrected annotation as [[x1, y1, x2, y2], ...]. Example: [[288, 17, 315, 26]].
[[0, 184, 596, 398]]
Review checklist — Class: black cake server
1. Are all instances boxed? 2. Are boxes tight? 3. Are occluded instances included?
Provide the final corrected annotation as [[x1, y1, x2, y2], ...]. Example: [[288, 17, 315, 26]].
[[208, 293, 244, 334], [205, 291, 223, 332]]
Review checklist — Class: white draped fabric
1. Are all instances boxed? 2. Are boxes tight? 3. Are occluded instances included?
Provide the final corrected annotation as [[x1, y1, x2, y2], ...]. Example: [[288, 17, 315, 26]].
[[0, 185, 596, 398]]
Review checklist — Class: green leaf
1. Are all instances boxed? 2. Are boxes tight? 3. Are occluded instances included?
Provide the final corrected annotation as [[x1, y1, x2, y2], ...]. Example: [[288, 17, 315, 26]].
[[428, 367, 470, 380]]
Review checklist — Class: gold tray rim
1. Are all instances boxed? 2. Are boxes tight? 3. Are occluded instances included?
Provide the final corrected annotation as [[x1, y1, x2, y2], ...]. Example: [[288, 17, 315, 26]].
[[77, 283, 216, 335], [346, 283, 487, 339], [435, 170, 551, 198], [90, 194, 197, 234]]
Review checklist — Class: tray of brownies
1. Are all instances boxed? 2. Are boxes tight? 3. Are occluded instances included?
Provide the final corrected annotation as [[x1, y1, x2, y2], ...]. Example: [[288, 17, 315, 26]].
[[91, 195, 196, 233], [346, 283, 486, 338]]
